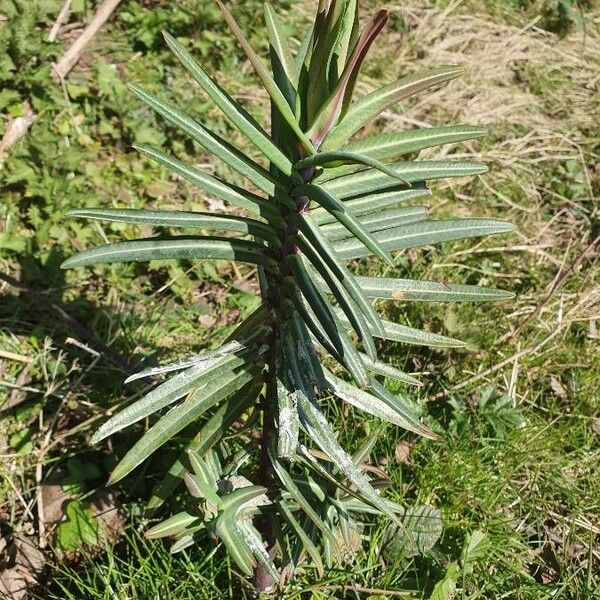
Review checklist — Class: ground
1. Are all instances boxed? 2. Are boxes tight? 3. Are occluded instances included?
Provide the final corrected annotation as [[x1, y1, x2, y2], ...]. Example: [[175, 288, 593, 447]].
[[0, 0, 598, 598]]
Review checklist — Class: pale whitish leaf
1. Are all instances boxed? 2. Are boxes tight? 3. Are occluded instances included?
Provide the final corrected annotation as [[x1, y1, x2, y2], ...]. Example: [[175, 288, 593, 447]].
[[163, 31, 293, 175], [238, 521, 279, 582], [109, 369, 254, 484], [335, 218, 515, 261], [354, 276, 514, 302], [311, 187, 431, 225], [322, 67, 462, 149], [322, 161, 487, 200], [128, 84, 280, 196], [61, 236, 277, 271], [147, 379, 261, 511], [146, 512, 200, 539], [170, 535, 195, 554], [92, 352, 250, 444], [214, 0, 314, 155], [133, 144, 280, 222], [276, 334, 299, 459]]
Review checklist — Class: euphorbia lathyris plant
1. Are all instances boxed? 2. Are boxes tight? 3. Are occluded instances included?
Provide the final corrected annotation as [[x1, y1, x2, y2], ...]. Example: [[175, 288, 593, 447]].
[[62, 0, 513, 590]]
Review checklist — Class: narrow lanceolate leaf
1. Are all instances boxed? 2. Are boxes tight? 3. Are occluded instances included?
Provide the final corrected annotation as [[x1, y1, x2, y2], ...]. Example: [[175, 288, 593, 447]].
[[335, 218, 515, 260], [311, 187, 431, 225], [146, 512, 200, 539], [238, 521, 279, 581], [147, 379, 261, 511], [289, 212, 384, 337], [322, 67, 463, 149], [333, 307, 466, 348], [214, 0, 314, 156], [264, 3, 299, 89], [92, 352, 251, 443], [328, 0, 358, 81], [279, 501, 325, 577], [128, 84, 281, 196], [276, 331, 300, 459], [340, 125, 488, 163], [324, 370, 433, 437], [296, 390, 403, 527], [322, 161, 487, 200], [268, 444, 339, 550], [215, 516, 255, 576], [295, 151, 409, 185], [322, 206, 428, 242], [359, 353, 423, 387], [354, 276, 515, 302], [134, 144, 279, 222], [292, 233, 377, 360], [295, 183, 394, 265], [163, 31, 293, 175], [68, 209, 280, 247], [369, 380, 427, 433], [108, 369, 254, 484], [61, 236, 277, 270], [309, 10, 389, 146]]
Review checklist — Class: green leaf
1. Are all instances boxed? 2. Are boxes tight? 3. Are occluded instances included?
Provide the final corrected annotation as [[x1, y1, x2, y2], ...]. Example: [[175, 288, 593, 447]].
[[322, 67, 463, 149], [334, 218, 515, 260], [163, 31, 293, 175], [296, 390, 403, 528], [279, 501, 325, 577], [295, 151, 410, 185], [214, 0, 314, 155], [383, 505, 443, 560], [214, 515, 255, 576], [276, 331, 300, 459], [353, 276, 514, 302], [68, 209, 280, 247], [264, 3, 299, 90], [430, 562, 459, 600], [340, 124, 487, 162], [146, 512, 201, 539], [295, 183, 394, 265], [219, 485, 270, 515], [334, 307, 465, 348], [358, 354, 422, 387], [238, 521, 279, 581], [128, 84, 281, 196], [461, 529, 489, 572], [321, 206, 428, 242], [108, 369, 254, 484], [61, 236, 277, 270], [133, 144, 280, 222], [147, 379, 261, 511], [57, 500, 99, 551], [290, 212, 384, 337], [322, 161, 487, 200], [325, 371, 434, 438], [308, 10, 389, 146], [311, 187, 430, 225]]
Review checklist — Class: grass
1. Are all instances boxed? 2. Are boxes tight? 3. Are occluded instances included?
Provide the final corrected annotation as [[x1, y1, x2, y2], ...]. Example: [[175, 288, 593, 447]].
[[1, 0, 599, 598]]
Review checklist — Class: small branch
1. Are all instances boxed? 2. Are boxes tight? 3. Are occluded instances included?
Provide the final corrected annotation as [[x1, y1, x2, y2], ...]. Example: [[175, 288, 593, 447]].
[[48, 0, 74, 43], [0, 102, 35, 169], [52, 0, 123, 81]]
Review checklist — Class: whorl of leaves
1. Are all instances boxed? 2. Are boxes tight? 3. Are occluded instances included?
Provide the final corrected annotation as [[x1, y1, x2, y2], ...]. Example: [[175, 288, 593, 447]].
[[63, 0, 513, 588]]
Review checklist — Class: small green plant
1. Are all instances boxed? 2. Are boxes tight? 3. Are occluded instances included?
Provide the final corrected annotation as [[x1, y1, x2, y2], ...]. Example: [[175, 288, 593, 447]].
[[62, 0, 514, 590]]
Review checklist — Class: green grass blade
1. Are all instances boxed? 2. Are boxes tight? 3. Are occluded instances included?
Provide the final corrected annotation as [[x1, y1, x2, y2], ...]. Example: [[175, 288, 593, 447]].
[[133, 144, 280, 222], [214, 0, 314, 156], [322, 160, 487, 200], [322, 67, 463, 149], [108, 369, 254, 484], [61, 236, 277, 270], [163, 31, 294, 174], [354, 276, 515, 302], [311, 188, 431, 225], [67, 209, 280, 246], [334, 218, 515, 260], [295, 183, 394, 265], [128, 84, 281, 196]]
